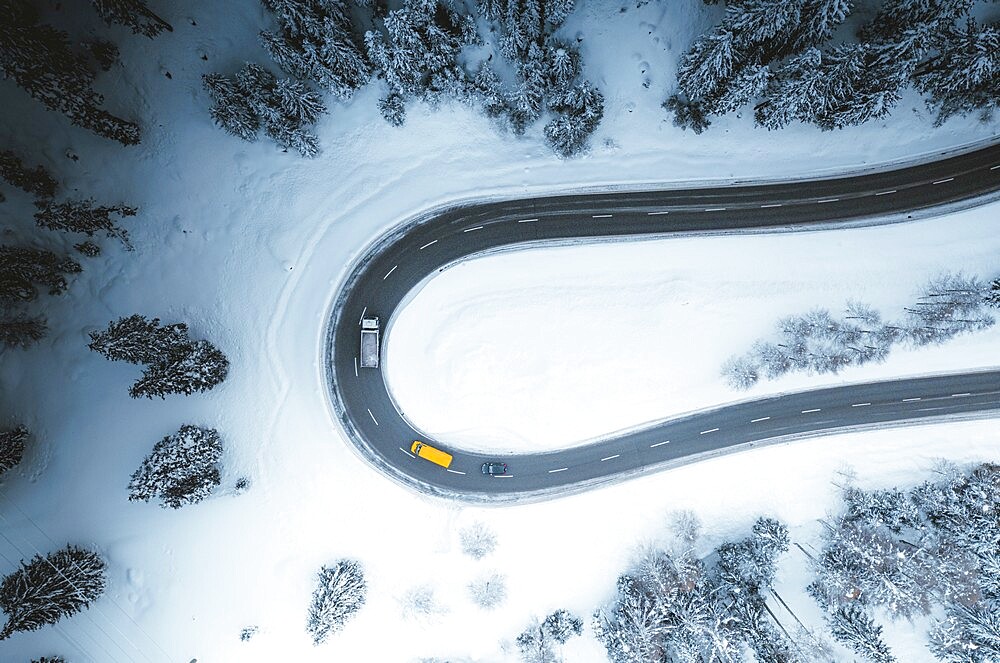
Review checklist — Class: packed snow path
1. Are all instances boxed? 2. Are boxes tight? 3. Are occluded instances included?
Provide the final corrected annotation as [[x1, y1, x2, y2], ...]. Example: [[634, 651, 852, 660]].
[[324, 143, 1000, 503]]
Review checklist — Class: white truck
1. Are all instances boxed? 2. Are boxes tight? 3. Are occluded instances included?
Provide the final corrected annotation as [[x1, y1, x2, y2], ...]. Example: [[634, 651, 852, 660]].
[[360, 316, 380, 368]]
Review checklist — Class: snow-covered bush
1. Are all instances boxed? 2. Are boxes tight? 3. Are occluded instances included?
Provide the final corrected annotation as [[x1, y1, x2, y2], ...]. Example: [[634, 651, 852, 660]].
[[31, 657, 66, 663], [239, 625, 258, 641], [0, 426, 28, 477], [459, 521, 497, 560], [128, 426, 223, 509], [0, 546, 107, 640], [306, 559, 367, 645], [400, 584, 444, 620], [467, 571, 506, 610]]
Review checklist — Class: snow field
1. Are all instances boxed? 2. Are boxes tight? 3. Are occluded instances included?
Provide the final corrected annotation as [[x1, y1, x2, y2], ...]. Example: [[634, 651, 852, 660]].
[[386, 202, 1000, 452]]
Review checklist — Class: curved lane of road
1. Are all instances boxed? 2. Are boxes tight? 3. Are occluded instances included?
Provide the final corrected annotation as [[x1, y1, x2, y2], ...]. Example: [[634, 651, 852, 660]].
[[324, 143, 1000, 503]]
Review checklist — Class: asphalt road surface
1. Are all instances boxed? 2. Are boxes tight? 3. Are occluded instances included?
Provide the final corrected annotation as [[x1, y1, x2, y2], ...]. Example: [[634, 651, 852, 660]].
[[323, 142, 1000, 503]]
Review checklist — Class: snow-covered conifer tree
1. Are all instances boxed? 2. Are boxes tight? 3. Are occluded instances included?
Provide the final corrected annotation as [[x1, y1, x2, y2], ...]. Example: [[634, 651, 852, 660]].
[[517, 609, 583, 663], [130, 339, 230, 399], [474, 63, 509, 118], [34, 200, 137, 248], [0, 426, 28, 476], [914, 19, 999, 126], [544, 81, 604, 157], [0, 546, 107, 640], [90, 0, 173, 37], [128, 425, 223, 508], [260, 0, 370, 98], [0, 2, 140, 144], [203, 64, 326, 156], [0, 151, 57, 199], [827, 604, 896, 663], [88, 314, 189, 365], [0, 246, 81, 305], [306, 559, 367, 644], [0, 315, 47, 350]]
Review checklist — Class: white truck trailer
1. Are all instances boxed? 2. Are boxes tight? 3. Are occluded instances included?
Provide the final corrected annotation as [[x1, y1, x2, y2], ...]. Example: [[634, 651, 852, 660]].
[[360, 317, 380, 368]]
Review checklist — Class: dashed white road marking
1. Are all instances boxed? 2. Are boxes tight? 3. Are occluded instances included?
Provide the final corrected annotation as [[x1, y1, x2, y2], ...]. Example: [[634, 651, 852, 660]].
[[647, 210, 670, 215], [354, 357, 358, 377], [801, 408, 821, 413], [902, 397, 921, 402], [447, 469, 466, 475], [359, 306, 367, 324], [650, 440, 670, 448], [463, 225, 483, 232], [933, 177, 954, 185], [851, 402, 872, 407], [817, 198, 839, 203], [875, 190, 896, 196], [951, 393, 972, 397], [517, 218, 538, 223], [592, 214, 613, 218], [494, 474, 514, 478], [601, 454, 620, 462], [419, 239, 438, 250], [399, 447, 415, 459], [705, 207, 726, 212], [760, 203, 782, 208], [367, 408, 379, 425], [383, 265, 397, 279], [992, 164, 1000, 170], [700, 427, 720, 434], [548, 467, 568, 473], [751, 416, 770, 423]]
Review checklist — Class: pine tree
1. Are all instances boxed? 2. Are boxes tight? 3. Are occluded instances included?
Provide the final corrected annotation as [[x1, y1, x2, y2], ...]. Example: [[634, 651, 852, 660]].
[[307, 559, 367, 644], [203, 64, 326, 156], [0, 426, 28, 476], [88, 314, 189, 365], [0, 314, 47, 350], [0, 151, 57, 199], [544, 81, 605, 157], [260, 0, 371, 98], [90, 0, 173, 38], [34, 200, 137, 249], [0, 1, 140, 145], [827, 604, 896, 663], [128, 425, 223, 509], [0, 246, 81, 305], [914, 19, 1000, 126], [473, 63, 509, 118], [130, 339, 230, 399], [0, 546, 107, 640]]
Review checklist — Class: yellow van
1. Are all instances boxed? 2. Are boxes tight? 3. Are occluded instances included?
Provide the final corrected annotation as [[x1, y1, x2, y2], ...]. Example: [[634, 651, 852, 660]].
[[411, 441, 453, 469]]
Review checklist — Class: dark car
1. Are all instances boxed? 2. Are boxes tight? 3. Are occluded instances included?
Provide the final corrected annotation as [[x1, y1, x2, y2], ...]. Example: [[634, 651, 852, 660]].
[[481, 461, 508, 475]]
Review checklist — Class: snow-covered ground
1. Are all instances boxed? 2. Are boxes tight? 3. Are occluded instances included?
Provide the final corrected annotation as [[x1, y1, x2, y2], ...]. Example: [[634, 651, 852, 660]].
[[1, 0, 998, 661], [386, 202, 1000, 452]]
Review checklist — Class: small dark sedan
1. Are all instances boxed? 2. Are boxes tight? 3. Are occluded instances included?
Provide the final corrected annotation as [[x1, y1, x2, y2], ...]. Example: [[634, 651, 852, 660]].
[[481, 461, 508, 476]]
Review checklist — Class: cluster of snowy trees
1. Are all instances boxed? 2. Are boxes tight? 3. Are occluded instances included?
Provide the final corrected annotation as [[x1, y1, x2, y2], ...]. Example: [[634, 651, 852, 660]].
[[593, 516, 829, 662], [88, 314, 230, 399], [0, 0, 154, 145], [669, 0, 1000, 132], [723, 272, 996, 389], [203, 0, 603, 156], [0, 545, 107, 641], [306, 559, 367, 644], [1, 149, 139, 350], [516, 609, 583, 663], [809, 462, 1000, 662], [128, 425, 224, 509]]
